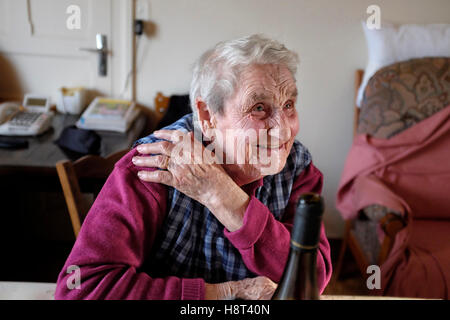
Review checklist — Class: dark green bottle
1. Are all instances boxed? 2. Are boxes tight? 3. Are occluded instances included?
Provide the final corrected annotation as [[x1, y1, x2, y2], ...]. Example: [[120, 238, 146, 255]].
[[272, 193, 324, 300]]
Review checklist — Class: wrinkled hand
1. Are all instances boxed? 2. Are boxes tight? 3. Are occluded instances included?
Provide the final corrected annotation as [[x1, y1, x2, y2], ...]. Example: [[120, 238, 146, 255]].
[[205, 276, 277, 300], [133, 129, 228, 206], [133, 129, 250, 231]]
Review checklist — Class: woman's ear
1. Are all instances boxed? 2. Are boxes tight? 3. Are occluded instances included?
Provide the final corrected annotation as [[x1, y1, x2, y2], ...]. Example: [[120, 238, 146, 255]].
[[195, 98, 216, 136]]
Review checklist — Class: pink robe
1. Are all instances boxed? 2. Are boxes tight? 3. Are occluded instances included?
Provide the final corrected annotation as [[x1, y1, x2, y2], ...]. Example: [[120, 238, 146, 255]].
[[336, 105, 450, 299]]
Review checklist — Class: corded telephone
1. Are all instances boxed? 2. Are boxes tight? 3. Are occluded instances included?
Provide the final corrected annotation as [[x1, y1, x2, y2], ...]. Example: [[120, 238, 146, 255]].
[[0, 94, 54, 136]]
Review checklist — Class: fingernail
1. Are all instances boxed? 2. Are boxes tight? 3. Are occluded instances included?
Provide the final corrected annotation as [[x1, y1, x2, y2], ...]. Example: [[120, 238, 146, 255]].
[[132, 157, 139, 164], [137, 171, 145, 178]]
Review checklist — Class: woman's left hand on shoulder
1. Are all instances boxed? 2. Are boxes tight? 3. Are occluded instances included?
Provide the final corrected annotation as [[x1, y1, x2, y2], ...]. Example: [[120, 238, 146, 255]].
[[133, 129, 229, 208], [132, 129, 250, 231]]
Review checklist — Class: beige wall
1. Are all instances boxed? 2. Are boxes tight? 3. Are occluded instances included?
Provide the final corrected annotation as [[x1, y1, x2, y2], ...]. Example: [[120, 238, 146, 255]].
[[130, 0, 450, 238]]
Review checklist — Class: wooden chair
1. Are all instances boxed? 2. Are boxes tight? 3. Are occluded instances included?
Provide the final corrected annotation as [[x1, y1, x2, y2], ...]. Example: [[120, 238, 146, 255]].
[[153, 91, 170, 125], [333, 70, 405, 282], [56, 149, 128, 238], [134, 92, 170, 134], [154, 92, 170, 116]]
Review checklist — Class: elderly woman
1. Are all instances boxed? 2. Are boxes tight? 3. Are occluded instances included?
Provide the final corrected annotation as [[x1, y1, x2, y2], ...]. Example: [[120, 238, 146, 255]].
[[55, 35, 332, 300]]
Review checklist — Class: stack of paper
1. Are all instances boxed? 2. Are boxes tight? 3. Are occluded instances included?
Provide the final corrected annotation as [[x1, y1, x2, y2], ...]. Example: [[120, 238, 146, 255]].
[[76, 97, 140, 133]]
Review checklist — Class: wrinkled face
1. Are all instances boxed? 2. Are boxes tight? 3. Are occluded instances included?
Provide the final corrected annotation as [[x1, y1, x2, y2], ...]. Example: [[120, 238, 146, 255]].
[[212, 63, 300, 185]]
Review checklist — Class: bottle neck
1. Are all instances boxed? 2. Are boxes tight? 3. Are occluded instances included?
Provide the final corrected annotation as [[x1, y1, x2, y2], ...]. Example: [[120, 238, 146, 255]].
[[291, 193, 324, 249]]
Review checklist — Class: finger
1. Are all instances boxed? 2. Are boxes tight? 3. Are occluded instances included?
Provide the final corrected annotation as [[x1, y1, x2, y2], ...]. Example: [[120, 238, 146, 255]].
[[258, 284, 277, 300], [259, 280, 277, 300], [132, 155, 170, 169], [153, 129, 187, 143], [137, 170, 173, 186], [136, 141, 174, 156]]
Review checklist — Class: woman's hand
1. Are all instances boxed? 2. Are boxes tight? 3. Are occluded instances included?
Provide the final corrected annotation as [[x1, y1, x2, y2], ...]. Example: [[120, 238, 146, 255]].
[[133, 129, 225, 207], [205, 276, 277, 300], [132, 129, 250, 232]]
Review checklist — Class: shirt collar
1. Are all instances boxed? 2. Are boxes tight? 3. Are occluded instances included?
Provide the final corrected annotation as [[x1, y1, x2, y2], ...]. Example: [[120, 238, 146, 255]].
[[241, 178, 264, 196]]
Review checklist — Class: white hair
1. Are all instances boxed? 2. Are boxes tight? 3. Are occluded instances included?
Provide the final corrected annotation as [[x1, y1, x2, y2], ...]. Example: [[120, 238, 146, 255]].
[[189, 34, 300, 122]]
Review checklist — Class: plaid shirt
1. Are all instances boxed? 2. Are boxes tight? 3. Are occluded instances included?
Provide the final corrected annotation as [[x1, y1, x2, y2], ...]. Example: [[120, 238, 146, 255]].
[[134, 114, 312, 283]]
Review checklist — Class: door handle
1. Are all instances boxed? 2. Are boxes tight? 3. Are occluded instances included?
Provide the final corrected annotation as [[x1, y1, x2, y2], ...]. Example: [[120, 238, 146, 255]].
[[79, 34, 109, 77]]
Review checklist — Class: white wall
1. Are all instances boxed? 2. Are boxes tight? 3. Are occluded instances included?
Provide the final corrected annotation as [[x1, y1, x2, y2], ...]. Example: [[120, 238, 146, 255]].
[[128, 0, 450, 238]]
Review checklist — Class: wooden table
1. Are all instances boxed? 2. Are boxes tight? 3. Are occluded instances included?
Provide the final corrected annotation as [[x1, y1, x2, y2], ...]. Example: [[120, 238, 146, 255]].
[[0, 282, 419, 300], [0, 282, 56, 300], [0, 112, 147, 192], [320, 295, 420, 300], [0, 113, 147, 178]]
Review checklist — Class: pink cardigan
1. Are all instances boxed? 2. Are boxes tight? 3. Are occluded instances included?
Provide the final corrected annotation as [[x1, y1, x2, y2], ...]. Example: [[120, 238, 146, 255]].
[[55, 148, 332, 300]]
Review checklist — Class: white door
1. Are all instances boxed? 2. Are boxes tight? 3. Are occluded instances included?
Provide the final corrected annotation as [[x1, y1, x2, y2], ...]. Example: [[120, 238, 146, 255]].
[[0, 0, 119, 102]]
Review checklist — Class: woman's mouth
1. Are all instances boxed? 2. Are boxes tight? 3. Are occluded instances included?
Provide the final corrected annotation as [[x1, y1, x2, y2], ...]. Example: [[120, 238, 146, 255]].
[[256, 142, 287, 150]]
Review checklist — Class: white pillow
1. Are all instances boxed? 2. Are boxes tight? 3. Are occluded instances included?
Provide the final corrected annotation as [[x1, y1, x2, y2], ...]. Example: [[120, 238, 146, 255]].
[[357, 21, 450, 107]]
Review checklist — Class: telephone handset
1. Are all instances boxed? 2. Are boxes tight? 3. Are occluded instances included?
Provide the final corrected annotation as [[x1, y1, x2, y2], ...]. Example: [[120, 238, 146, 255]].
[[0, 94, 54, 136]]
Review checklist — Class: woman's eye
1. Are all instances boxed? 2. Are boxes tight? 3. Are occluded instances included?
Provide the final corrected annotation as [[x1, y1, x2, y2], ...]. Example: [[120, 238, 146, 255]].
[[284, 101, 294, 109], [252, 104, 265, 113], [250, 104, 268, 119]]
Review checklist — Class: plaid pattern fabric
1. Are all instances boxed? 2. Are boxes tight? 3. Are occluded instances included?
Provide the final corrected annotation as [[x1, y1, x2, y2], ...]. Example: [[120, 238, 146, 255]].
[[134, 114, 312, 283]]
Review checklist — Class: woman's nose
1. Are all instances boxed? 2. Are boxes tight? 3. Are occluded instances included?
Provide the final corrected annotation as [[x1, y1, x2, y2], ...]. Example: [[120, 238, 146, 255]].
[[268, 114, 291, 143]]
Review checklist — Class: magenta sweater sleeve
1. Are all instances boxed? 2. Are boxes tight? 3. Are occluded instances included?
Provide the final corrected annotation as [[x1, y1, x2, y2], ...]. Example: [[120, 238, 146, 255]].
[[224, 163, 332, 294], [55, 149, 205, 300], [55, 149, 331, 299]]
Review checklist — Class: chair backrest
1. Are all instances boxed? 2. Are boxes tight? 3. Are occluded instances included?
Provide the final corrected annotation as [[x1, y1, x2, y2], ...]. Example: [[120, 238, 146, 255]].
[[56, 149, 128, 238], [154, 92, 170, 124], [354, 69, 364, 137], [155, 93, 191, 131], [357, 57, 450, 138]]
